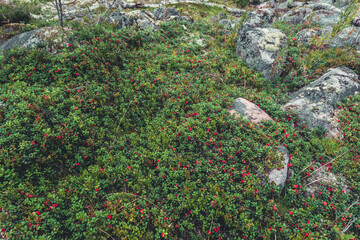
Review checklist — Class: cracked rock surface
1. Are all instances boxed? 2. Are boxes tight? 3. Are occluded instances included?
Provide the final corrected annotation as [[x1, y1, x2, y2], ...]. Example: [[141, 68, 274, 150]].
[[283, 66, 360, 138]]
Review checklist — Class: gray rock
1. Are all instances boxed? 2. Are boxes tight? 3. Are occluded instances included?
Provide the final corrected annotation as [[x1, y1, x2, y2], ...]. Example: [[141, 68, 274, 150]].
[[315, 0, 335, 5], [289, 1, 307, 8], [280, 7, 313, 25], [73, 17, 85, 23], [180, 33, 207, 47], [353, 18, 360, 27], [278, 3, 342, 28], [1, 27, 71, 54], [116, 13, 133, 29], [332, 0, 353, 8], [219, 19, 233, 29], [305, 162, 349, 195], [268, 145, 290, 187], [107, 10, 125, 23], [180, 15, 194, 23], [330, 27, 360, 50], [195, 38, 207, 47], [297, 3, 342, 28], [236, 27, 288, 79], [277, 1, 290, 9], [121, 2, 138, 8], [167, 15, 193, 24], [352, 10, 360, 26], [0, 29, 42, 51], [116, 10, 158, 30], [240, 9, 275, 29], [152, 7, 180, 20], [227, 8, 246, 17], [296, 25, 360, 50], [283, 66, 360, 138], [115, 8, 191, 30], [310, 10, 341, 27], [295, 28, 319, 45], [306, 2, 342, 13]]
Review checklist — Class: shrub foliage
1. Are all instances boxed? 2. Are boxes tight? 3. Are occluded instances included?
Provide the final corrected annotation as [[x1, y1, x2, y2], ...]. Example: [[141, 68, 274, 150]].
[[0, 18, 359, 239]]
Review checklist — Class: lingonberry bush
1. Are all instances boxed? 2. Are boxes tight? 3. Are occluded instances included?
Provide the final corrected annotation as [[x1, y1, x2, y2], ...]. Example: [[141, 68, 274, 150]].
[[0, 18, 359, 239]]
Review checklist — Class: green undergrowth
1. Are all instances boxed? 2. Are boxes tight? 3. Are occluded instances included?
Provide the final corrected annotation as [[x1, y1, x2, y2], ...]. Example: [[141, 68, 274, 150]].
[[0, 16, 359, 240]]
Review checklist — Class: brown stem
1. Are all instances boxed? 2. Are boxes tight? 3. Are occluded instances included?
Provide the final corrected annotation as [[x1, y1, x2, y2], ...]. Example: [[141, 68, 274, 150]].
[[97, 227, 116, 240]]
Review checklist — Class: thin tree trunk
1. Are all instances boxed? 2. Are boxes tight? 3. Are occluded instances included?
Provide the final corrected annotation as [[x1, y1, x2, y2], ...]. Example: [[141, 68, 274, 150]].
[[59, 0, 64, 27], [54, 0, 60, 25], [54, 0, 63, 27]]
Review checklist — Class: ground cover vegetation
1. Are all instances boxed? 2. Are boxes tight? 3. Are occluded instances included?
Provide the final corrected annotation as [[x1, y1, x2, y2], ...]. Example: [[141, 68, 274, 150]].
[[0, 1, 360, 239]]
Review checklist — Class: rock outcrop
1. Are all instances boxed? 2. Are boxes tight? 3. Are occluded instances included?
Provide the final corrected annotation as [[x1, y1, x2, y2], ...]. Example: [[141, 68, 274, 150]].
[[236, 27, 287, 79], [114, 7, 193, 30], [0, 27, 71, 53], [0, 29, 42, 51], [283, 66, 360, 138]]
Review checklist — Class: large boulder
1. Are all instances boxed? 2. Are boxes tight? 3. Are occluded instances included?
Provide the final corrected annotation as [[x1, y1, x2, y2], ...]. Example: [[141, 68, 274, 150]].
[[0, 29, 42, 51], [0, 27, 71, 53], [281, 3, 342, 27], [280, 7, 313, 25], [229, 97, 273, 123], [283, 66, 360, 138], [330, 27, 360, 50], [115, 8, 192, 30], [152, 7, 181, 20], [306, 2, 342, 13], [306, 3, 342, 27], [311, 0, 352, 8], [236, 27, 288, 79], [311, 9, 341, 27]]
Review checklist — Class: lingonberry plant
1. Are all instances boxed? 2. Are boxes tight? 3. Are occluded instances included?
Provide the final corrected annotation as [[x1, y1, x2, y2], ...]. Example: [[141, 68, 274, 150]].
[[0, 17, 359, 239]]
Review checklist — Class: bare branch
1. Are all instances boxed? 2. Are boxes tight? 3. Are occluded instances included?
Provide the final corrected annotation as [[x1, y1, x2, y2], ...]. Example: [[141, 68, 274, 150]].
[[301, 150, 349, 180], [298, 161, 315, 175], [97, 228, 116, 240], [330, 198, 359, 229], [341, 217, 358, 234], [67, 3, 95, 22], [304, 177, 327, 187], [85, 4, 95, 22]]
